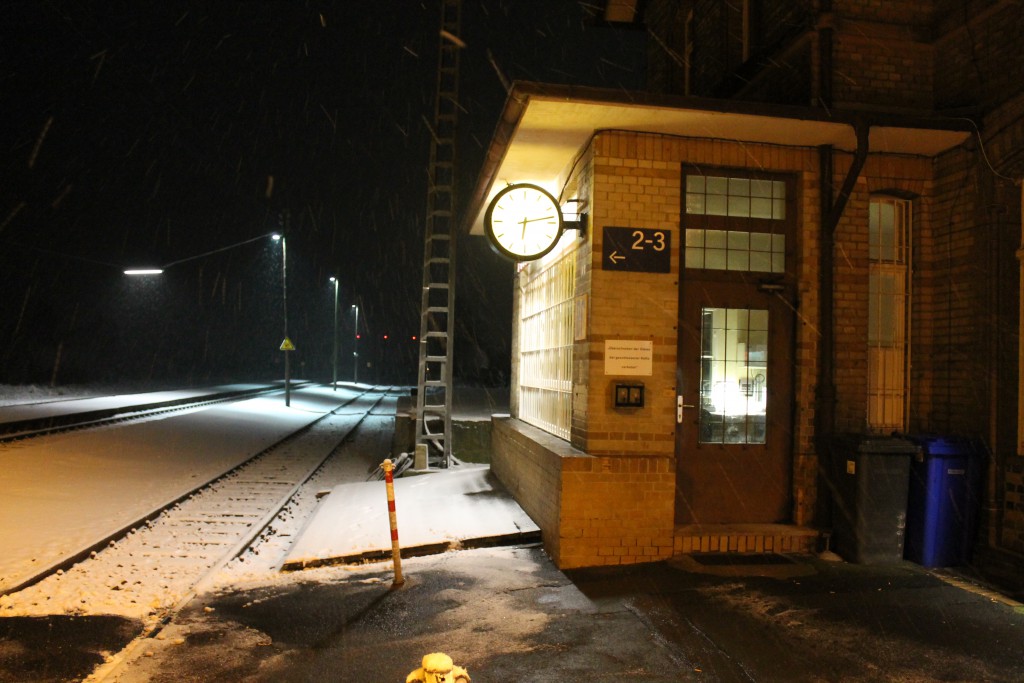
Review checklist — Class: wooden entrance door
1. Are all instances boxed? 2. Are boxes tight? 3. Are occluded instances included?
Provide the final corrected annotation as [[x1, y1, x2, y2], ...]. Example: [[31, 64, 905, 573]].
[[675, 274, 795, 524]]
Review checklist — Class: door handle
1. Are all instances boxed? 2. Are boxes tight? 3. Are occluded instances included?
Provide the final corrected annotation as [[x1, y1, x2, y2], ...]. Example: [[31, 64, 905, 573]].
[[676, 396, 696, 423]]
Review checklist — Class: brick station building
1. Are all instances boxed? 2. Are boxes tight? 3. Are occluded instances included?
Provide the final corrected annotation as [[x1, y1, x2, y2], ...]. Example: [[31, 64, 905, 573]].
[[462, 0, 1024, 586]]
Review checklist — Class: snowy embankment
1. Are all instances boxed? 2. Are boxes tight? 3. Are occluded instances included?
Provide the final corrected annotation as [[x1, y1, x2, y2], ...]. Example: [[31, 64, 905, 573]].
[[0, 384, 114, 407], [0, 389, 347, 596], [0, 382, 208, 408]]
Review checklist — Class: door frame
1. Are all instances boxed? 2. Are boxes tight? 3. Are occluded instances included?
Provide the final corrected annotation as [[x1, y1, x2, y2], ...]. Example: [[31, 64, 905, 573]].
[[674, 166, 798, 525]]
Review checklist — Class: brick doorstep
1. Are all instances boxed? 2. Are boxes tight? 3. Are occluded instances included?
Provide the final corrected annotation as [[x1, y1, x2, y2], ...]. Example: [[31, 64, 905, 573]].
[[674, 523, 820, 555]]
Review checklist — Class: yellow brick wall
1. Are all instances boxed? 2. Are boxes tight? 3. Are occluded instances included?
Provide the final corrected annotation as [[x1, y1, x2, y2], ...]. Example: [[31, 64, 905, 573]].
[[491, 416, 675, 569], [581, 131, 826, 525], [503, 128, 961, 562]]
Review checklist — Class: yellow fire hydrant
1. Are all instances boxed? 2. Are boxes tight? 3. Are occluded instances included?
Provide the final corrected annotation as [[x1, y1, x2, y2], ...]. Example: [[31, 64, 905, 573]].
[[405, 652, 470, 683]]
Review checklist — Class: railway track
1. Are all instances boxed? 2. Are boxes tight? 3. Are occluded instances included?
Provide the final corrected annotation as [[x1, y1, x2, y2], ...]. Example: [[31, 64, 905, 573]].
[[1, 387, 396, 628]]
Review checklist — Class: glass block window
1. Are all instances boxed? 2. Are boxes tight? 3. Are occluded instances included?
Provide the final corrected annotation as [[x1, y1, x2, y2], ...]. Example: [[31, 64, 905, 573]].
[[518, 249, 575, 440], [685, 229, 785, 273], [868, 197, 911, 432], [686, 175, 786, 219]]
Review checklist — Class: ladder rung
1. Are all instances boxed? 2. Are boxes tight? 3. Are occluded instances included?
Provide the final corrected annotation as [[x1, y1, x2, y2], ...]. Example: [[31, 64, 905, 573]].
[[426, 355, 447, 363]]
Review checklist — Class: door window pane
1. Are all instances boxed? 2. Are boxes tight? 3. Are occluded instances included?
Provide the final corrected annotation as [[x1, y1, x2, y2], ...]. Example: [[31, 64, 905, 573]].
[[698, 307, 768, 444], [685, 229, 784, 274], [685, 174, 786, 219]]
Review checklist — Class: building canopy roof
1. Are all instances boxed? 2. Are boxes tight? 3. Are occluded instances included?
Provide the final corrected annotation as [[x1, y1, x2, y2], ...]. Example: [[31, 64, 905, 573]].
[[466, 82, 973, 235]]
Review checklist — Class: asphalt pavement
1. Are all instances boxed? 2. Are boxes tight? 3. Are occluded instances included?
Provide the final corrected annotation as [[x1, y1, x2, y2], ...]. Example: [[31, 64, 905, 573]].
[[3, 543, 1024, 682], [2, 385, 1024, 682]]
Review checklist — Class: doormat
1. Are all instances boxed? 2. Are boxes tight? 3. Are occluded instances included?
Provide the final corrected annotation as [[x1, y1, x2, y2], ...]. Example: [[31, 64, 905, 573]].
[[690, 553, 793, 566]]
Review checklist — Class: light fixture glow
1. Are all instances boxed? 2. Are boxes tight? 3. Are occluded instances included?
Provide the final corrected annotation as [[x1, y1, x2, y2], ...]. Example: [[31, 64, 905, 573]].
[[124, 269, 164, 276]]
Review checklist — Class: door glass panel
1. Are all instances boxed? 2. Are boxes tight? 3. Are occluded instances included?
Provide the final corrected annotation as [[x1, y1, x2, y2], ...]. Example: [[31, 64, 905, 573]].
[[684, 229, 785, 274], [685, 174, 786, 219], [699, 307, 768, 444]]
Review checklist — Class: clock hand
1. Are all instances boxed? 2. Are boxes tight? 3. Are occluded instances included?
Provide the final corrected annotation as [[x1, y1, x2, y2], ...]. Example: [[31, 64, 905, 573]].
[[523, 215, 554, 223]]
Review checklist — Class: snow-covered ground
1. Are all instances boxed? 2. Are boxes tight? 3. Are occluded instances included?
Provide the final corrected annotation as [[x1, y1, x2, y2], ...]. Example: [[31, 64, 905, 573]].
[[0, 384, 522, 634], [0, 383, 123, 407], [0, 387, 362, 618]]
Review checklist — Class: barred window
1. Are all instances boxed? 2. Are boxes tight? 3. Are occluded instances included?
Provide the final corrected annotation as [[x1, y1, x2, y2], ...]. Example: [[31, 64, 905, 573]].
[[868, 197, 911, 432], [684, 174, 787, 273], [685, 175, 786, 220], [518, 248, 575, 440]]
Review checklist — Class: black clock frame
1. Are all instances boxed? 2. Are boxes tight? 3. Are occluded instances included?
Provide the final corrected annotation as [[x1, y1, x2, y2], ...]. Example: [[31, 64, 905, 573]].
[[483, 183, 565, 262]]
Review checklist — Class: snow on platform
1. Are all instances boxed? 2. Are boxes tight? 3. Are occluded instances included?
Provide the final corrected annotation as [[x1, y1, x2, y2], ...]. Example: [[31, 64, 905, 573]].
[[0, 384, 272, 431], [0, 388, 350, 594], [282, 465, 540, 570]]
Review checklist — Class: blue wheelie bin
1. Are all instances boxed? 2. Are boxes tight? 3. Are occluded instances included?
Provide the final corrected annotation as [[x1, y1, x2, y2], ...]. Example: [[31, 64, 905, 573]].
[[903, 436, 983, 568]]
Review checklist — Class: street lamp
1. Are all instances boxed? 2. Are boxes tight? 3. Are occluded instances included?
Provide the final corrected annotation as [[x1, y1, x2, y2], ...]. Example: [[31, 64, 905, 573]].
[[125, 231, 280, 274], [329, 276, 339, 391], [122, 231, 290, 399], [351, 303, 359, 384], [272, 232, 291, 407]]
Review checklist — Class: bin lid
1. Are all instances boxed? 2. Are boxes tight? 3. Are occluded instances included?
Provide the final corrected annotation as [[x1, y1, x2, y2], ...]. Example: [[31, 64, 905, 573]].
[[902, 434, 979, 457], [832, 433, 920, 455]]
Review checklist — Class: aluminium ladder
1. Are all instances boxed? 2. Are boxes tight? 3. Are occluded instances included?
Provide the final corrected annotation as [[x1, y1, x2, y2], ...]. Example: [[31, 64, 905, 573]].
[[415, 0, 461, 468]]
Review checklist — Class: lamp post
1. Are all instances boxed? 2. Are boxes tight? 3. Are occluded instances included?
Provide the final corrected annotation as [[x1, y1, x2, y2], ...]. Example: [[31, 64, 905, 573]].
[[273, 232, 291, 407], [351, 303, 359, 384], [123, 231, 291, 401], [329, 276, 339, 391]]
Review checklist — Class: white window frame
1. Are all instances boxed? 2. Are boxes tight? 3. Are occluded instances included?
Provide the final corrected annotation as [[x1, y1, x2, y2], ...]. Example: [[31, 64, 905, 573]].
[[868, 196, 912, 432]]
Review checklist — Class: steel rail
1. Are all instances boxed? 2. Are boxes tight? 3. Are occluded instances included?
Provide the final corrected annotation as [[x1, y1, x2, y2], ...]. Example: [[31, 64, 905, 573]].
[[0, 384, 370, 596], [85, 388, 395, 682]]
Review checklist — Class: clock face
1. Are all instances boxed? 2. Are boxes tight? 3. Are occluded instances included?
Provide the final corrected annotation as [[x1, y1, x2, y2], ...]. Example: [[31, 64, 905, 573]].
[[484, 183, 563, 261]]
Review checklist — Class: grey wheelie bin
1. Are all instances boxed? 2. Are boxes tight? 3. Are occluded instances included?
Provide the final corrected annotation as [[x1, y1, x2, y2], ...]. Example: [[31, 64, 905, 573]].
[[829, 435, 919, 564]]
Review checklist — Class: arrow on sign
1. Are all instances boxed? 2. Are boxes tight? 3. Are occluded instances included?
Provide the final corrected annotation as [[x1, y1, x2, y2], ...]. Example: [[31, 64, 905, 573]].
[[609, 250, 625, 264]]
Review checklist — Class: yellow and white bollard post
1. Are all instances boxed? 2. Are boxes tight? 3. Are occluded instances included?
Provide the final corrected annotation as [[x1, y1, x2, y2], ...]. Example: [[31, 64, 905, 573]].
[[381, 458, 404, 586], [406, 652, 471, 683]]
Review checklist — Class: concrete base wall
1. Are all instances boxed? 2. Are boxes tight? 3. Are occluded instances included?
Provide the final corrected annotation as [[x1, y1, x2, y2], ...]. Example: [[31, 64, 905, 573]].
[[492, 416, 675, 569]]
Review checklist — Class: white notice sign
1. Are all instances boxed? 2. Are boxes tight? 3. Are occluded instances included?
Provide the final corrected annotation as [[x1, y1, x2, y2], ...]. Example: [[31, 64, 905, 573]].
[[605, 340, 653, 376]]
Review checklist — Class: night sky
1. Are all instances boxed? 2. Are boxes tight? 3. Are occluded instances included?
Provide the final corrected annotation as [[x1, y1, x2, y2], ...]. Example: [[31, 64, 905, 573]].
[[1, 1, 644, 388]]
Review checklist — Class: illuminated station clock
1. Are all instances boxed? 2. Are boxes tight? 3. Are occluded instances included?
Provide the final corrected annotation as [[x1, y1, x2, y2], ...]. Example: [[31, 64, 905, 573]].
[[484, 183, 564, 261]]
